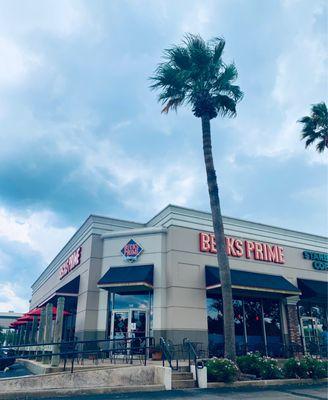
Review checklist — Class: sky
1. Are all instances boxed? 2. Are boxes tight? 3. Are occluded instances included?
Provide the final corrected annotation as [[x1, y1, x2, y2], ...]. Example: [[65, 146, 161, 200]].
[[0, 0, 327, 312]]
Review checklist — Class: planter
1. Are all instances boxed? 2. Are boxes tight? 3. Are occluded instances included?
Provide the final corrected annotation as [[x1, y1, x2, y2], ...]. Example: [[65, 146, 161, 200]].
[[152, 351, 163, 361]]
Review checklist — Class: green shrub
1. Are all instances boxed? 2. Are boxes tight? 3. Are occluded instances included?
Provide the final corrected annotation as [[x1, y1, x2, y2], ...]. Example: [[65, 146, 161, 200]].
[[206, 357, 239, 383], [236, 353, 263, 377], [236, 352, 282, 380], [283, 357, 328, 380], [283, 358, 309, 379], [302, 356, 328, 380], [259, 357, 283, 379]]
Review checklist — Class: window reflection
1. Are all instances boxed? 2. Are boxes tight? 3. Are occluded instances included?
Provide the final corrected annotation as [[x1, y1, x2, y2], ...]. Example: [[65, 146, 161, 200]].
[[263, 299, 282, 356], [207, 296, 283, 357], [244, 299, 264, 352], [207, 297, 224, 355], [113, 293, 150, 309], [233, 299, 245, 352]]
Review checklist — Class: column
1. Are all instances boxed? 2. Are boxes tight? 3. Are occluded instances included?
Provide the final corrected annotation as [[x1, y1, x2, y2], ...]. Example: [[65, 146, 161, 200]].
[[43, 303, 53, 363], [285, 297, 302, 352], [37, 307, 46, 344], [31, 316, 38, 344], [51, 297, 65, 367]]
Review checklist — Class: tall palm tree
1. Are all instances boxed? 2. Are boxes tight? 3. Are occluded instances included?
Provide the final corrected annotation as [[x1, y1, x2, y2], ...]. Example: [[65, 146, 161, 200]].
[[299, 102, 328, 153], [150, 34, 243, 360]]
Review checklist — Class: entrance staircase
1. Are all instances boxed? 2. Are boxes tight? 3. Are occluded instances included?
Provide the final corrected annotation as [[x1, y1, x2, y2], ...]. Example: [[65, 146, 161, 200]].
[[172, 366, 195, 389]]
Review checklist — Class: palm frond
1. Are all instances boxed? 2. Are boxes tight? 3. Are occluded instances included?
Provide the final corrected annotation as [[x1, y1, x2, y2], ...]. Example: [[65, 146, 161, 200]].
[[215, 95, 237, 117], [211, 37, 225, 66], [150, 33, 243, 120], [316, 138, 326, 153], [164, 46, 191, 71]]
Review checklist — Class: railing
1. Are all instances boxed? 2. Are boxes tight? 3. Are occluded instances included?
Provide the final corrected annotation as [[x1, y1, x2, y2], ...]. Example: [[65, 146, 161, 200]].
[[159, 337, 179, 370], [0, 336, 155, 373], [182, 338, 205, 388]]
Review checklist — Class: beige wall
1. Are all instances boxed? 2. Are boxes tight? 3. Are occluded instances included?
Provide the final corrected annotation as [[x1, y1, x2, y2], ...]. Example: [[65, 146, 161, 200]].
[[29, 210, 327, 344]]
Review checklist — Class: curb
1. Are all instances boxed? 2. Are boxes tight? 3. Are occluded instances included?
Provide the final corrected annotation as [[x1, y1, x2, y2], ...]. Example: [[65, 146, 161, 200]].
[[207, 377, 328, 389], [0, 384, 166, 399]]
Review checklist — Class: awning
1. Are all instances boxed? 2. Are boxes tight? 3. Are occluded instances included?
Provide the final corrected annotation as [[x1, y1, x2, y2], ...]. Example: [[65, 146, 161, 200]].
[[98, 265, 154, 292], [206, 266, 300, 296], [56, 276, 80, 296], [297, 278, 328, 302], [37, 276, 80, 307]]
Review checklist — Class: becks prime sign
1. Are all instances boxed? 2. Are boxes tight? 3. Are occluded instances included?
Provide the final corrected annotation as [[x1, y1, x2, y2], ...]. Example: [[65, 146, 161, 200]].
[[59, 247, 82, 279], [199, 232, 285, 264]]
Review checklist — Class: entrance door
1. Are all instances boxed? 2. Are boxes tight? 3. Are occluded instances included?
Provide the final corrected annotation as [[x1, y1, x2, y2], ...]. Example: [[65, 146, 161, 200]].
[[110, 309, 148, 353], [112, 311, 129, 340], [301, 317, 320, 354]]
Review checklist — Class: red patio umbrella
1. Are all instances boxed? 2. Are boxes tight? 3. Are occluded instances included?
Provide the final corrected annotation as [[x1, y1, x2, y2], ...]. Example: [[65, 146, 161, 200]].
[[27, 307, 70, 317]]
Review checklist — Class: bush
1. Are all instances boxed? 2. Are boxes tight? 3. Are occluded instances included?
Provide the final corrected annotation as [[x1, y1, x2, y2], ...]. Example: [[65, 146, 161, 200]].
[[260, 357, 283, 379], [302, 356, 328, 380], [236, 352, 283, 380], [283, 357, 328, 380], [206, 357, 239, 383], [283, 358, 309, 379], [237, 353, 263, 377]]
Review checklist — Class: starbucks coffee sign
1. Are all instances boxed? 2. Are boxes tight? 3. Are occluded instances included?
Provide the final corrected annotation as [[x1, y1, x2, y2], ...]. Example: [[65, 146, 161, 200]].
[[303, 250, 328, 271]]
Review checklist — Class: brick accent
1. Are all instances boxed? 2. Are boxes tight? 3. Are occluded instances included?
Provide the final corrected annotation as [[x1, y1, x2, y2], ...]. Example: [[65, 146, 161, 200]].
[[286, 304, 302, 346]]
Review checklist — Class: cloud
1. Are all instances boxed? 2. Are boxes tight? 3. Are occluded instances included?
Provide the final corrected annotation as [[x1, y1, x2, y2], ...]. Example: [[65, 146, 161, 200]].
[[0, 282, 29, 313], [0, 207, 75, 264], [0, 37, 42, 89]]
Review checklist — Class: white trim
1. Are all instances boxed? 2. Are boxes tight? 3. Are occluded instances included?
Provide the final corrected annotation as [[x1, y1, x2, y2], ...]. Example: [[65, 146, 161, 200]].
[[101, 227, 167, 239]]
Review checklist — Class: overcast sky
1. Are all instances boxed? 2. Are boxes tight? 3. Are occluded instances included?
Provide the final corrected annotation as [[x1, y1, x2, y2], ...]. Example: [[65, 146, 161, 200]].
[[0, 0, 327, 312]]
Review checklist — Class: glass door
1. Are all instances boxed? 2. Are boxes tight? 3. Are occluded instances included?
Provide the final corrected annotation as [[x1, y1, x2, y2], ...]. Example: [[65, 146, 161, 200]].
[[130, 310, 148, 355], [111, 311, 129, 354], [301, 317, 320, 354], [110, 309, 148, 354]]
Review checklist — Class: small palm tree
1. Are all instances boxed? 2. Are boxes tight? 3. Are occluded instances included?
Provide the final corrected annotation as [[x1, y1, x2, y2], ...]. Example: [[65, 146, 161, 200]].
[[299, 102, 328, 153], [150, 34, 243, 360]]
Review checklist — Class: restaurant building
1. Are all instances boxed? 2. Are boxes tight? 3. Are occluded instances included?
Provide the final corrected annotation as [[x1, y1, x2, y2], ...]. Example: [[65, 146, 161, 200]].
[[30, 205, 328, 356]]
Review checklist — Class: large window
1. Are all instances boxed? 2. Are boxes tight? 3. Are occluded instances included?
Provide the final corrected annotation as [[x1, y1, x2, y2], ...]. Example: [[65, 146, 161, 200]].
[[207, 295, 283, 357], [233, 299, 245, 353], [244, 299, 265, 352], [263, 299, 282, 356], [207, 297, 224, 355]]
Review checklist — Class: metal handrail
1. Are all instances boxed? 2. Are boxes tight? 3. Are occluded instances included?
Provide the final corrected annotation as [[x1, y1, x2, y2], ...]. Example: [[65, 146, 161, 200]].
[[0, 336, 155, 373], [159, 337, 179, 370], [182, 338, 204, 388]]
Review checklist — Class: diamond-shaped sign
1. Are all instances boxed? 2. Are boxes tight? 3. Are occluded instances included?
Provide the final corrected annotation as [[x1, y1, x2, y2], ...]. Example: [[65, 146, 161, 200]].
[[121, 239, 143, 262]]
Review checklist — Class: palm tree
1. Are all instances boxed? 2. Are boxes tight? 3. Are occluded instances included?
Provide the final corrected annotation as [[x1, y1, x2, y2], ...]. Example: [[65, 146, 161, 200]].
[[299, 102, 328, 153], [150, 34, 243, 360]]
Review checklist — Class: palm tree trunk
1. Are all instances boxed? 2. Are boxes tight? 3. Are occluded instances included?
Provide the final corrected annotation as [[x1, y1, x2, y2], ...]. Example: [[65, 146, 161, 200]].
[[201, 115, 236, 361]]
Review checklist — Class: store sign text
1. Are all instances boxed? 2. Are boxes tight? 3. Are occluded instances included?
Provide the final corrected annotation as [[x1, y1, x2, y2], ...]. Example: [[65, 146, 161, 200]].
[[121, 239, 143, 262], [59, 247, 82, 279], [199, 232, 285, 264], [303, 250, 328, 271]]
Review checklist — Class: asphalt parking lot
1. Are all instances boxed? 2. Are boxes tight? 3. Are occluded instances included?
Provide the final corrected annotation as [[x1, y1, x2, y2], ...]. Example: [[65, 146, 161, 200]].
[[0, 362, 33, 380], [42, 384, 327, 400]]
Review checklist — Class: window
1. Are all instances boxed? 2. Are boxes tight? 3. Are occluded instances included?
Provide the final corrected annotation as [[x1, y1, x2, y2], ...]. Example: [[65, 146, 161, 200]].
[[233, 299, 245, 352], [113, 293, 151, 310], [207, 297, 224, 356], [244, 299, 265, 353], [262, 299, 282, 356]]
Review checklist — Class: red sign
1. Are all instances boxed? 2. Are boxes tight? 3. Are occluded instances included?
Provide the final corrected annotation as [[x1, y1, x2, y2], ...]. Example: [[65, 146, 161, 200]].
[[199, 232, 285, 264], [59, 247, 82, 279]]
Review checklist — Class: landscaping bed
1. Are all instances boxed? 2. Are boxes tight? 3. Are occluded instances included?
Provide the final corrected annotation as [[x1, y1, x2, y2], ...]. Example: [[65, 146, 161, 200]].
[[206, 353, 328, 384]]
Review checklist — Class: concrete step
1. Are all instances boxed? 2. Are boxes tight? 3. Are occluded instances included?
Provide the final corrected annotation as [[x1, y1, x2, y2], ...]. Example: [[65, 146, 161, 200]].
[[172, 372, 193, 380], [177, 366, 190, 372], [172, 379, 196, 389]]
